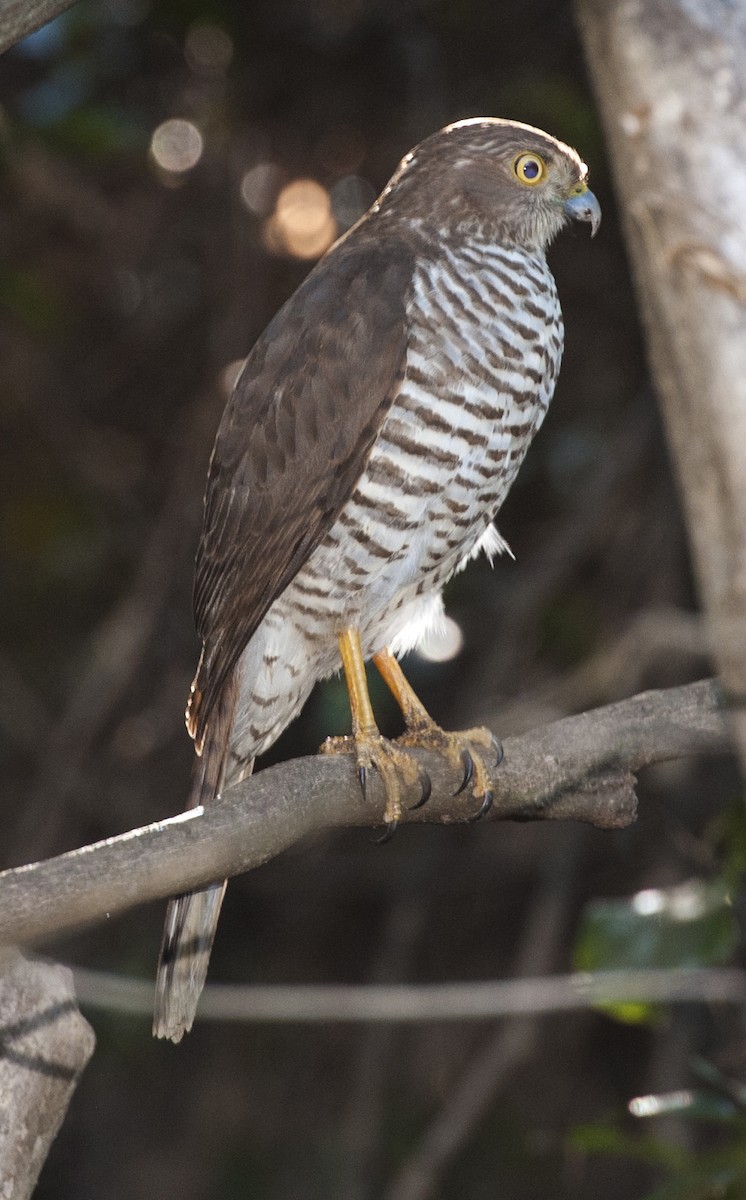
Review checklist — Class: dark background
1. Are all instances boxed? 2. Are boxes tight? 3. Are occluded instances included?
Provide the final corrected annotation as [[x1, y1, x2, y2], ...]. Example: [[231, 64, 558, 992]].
[[0, 2, 738, 1197]]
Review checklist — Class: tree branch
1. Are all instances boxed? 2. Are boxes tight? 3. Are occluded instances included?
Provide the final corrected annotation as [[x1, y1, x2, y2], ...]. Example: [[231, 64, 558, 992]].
[[67, 963, 746, 1024], [0, 679, 729, 949], [0, 0, 79, 56]]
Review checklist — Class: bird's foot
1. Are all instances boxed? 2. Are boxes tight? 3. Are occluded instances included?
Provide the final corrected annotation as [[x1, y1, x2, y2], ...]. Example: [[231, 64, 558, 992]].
[[396, 721, 502, 821], [320, 729, 429, 839]]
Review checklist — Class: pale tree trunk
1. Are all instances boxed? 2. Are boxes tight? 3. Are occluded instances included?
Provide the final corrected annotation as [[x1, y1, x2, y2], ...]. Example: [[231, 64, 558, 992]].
[[0, 950, 95, 1199], [576, 0, 746, 775]]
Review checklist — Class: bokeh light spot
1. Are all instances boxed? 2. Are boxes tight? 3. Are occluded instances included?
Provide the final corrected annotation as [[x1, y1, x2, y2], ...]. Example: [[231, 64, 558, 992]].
[[629, 1091, 694, 1118], [150, 119, 203, 174], [631, 888, 664, 916], [416, 616, 464, 663], [263, 179, 336, 260]]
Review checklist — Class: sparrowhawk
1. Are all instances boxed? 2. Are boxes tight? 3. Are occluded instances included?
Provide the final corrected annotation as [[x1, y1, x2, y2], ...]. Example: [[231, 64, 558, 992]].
[[154, 117, 600, 1041]]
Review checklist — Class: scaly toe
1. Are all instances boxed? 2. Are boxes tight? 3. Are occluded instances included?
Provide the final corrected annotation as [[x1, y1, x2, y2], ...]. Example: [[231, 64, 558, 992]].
[[320, 734, 355, 755], [397, 721, 500, 820], [321, 728, 426, 828]]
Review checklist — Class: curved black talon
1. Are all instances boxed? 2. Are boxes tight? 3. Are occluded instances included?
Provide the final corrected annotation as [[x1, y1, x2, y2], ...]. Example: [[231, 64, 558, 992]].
[[357, 765, 368, 800], [491, 735, 504, 767], [455, 748, 474, 795], [468, 790, 493, 823], [409, 769, 432, 811], [371, 820, 398, 845]]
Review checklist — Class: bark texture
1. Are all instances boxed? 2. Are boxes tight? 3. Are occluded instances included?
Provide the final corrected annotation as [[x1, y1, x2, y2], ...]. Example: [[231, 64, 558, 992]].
[[0, 679, 729, 950], [576, 0, 746, 772], [0, 950, 95, 1199], [0, 0, 79, 55]]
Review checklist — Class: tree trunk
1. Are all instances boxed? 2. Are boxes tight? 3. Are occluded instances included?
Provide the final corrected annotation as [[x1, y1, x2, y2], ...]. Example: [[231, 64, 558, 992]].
[[0, 950, 95, 1199], [575, 0, 746, 774]]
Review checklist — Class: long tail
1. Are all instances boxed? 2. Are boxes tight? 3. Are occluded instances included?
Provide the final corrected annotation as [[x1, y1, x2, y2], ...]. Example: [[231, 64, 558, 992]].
[[153, 675, 245, 1042]]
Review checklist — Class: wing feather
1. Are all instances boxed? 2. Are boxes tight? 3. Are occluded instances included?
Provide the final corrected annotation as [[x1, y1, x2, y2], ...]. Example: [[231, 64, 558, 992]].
[[188, 229, 415, 745]]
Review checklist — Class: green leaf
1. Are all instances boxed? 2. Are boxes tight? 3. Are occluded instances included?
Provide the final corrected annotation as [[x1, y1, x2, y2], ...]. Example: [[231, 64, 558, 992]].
[[574, 879, 738, 1024]]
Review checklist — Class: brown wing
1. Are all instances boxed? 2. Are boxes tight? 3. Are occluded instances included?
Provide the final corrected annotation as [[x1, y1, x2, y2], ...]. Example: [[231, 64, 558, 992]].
[[188, 229, 415, 747]]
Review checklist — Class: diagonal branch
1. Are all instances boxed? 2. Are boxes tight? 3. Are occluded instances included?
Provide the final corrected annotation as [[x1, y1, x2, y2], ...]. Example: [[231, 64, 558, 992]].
[[0, 678, 729, 949], [0, 0, 80, 56]]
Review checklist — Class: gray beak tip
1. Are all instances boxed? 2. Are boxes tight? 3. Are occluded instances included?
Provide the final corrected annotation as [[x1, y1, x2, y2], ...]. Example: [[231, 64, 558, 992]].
[[564, 188, 601, 237]]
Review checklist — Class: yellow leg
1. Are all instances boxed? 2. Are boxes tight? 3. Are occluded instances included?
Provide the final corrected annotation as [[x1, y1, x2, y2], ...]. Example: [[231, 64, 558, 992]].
[[372, 646, 433, 730], [320, 628, 424, 828], [339, 628, 378, 736]]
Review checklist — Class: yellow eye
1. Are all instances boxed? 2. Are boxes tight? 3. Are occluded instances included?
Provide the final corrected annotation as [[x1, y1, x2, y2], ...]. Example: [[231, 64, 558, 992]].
[[513, 152, 546, 186]]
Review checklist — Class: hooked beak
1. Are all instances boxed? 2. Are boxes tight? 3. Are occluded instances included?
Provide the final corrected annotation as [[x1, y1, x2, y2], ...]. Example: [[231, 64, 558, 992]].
[[564, 183, 601, 237]]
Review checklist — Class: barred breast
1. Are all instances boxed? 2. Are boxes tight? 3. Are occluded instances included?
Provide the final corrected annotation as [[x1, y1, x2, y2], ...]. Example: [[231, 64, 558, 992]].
[[231, 235, 563, 761]]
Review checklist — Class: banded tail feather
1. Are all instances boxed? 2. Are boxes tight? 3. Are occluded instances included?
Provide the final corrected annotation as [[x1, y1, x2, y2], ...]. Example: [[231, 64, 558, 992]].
[[153, 673, 243, 1042]]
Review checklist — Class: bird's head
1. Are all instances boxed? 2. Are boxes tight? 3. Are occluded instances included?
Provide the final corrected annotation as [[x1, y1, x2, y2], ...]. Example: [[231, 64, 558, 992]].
[[375, 117, 600, 252]]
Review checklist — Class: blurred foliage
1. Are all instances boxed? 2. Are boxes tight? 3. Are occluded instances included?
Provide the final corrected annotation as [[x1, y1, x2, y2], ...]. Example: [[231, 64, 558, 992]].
[[575, 878, 738, 1023], [570, 817, 746, 1193], [571, 1078, 746, 1200], [712, 794, 746, 895]]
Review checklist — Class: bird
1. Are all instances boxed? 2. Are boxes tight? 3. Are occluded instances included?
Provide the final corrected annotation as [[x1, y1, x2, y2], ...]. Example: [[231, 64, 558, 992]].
[[153, 116, 600, 1041]]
